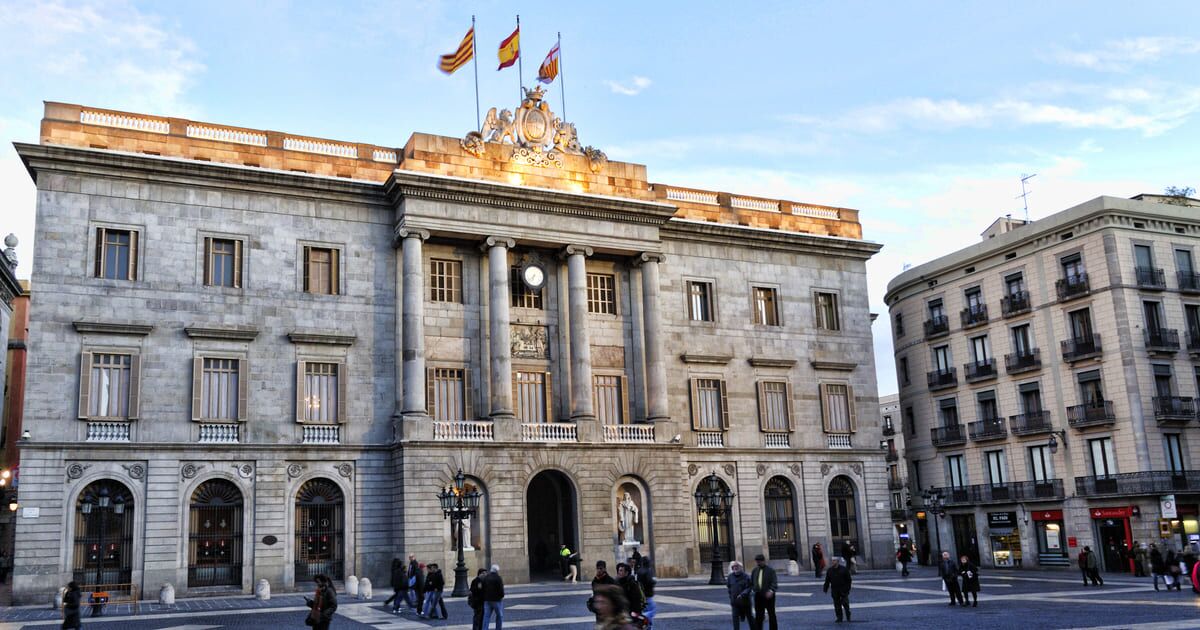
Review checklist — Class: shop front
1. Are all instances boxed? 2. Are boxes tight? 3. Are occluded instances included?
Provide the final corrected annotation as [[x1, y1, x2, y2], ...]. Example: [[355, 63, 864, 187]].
[[1031, 509, 1069, 567], [1158, 497, 1199, 553], [987, 511, 1021, 568], [1090, 506, 1133, 573]]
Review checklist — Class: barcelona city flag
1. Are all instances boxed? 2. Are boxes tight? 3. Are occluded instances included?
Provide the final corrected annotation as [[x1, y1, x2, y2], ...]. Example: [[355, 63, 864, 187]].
[[438, 26, 475, 74], [497, 26, 520, 70], [537, 42, 560, 84]]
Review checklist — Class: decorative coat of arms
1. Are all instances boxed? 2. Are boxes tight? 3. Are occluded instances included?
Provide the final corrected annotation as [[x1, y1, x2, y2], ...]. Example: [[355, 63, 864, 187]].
[[462, 86, 608, 173]]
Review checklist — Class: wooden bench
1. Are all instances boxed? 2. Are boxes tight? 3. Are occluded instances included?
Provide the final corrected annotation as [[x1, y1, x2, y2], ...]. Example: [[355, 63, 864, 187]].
[[79, 583, 140, 615]]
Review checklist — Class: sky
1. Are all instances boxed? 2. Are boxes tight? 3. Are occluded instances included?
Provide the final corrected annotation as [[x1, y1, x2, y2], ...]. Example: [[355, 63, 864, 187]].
[[2, 0, 1199, 396]]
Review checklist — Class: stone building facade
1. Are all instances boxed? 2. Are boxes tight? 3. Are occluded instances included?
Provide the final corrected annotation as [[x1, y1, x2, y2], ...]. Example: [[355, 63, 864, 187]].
[[886, 196, 1200, 573], [9, 101, 885, 602]]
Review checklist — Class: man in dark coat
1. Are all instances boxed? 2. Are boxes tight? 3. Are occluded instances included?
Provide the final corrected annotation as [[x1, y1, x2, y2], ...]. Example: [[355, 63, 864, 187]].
[[468, 568, 487, 630], [615, 562, 645, 615], [385, 558, 407, 613], [62, 581, 82, 630], [938, 551, 964, 605], [423, 563, 447, 619], [725, 561, 753, 629], [822, 557, 853, 623], [406, 555, 420, 610], [959, 555, 980, 607], [812, 542, 826, 578], [897, 545, 913, 577], [1150, 543, 1166, 590], [482, 564, 505, 630], [587, 561, 618, 620], [635, 554, 657, 623], [750, 554, 779, 630], [1079, 546, 1102, 586]]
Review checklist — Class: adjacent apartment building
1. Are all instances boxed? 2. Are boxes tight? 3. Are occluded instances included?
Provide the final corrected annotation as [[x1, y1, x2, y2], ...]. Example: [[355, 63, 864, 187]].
[[886, 195, 1200, 573], [8, 100, 886, 602]]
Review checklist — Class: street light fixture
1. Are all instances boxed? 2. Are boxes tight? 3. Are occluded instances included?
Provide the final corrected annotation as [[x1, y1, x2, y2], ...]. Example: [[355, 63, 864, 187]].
[[1048, 430, 1068, 454], [694, 472, 735, 586], [921, 488, 946, 556], [437, 469, 480, 598]]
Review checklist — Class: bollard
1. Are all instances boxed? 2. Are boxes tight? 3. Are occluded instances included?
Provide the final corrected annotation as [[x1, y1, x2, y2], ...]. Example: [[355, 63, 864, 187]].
[[345, 575, 359, 597], [787, 560, 800, 576], [255, 578, 271, 601], [53, 587, 65, 610], [358, 577, 373, 600], [159, 582, 176, 606]]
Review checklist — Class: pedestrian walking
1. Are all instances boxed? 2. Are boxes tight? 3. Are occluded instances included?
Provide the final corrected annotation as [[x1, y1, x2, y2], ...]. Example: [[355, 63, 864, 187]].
[[590, 583, 640, 630], [812, 542, 826, 578], [406, 555, 420, 611], [750, 554, 778, 630], [634, 555, 657, 623], [1166, 549, 1184, 591], [615, 563, 646, 616], [822, 557, 852, 623], [1079, 546, 1103, 586], [61, 581, 82, 630], [559, 544, 579, 583], [422, 563, 447, 619], [959, 555, 980, 607], [630, 547, 643, 568], [938, 551, 964, 606], [840, 541, 857, 574], [1133, 541, 1148, 577], [1150, 543, 1166, 591], [593, 560, 617, 587], [304, 575, 338, 630], [469, 568, 486, 630], [482, 564, 505, 630], [725, 561, 752, 630], [384, 558, 406, 613], [897, 545, 912, 577]]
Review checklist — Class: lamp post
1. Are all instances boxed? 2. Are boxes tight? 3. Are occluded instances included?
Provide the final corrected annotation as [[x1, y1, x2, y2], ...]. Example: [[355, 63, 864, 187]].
[[80, 485, 126, 587], [921, 488, 945, 557], [437, 469, 480, 598], [694, 472, 734, 586]]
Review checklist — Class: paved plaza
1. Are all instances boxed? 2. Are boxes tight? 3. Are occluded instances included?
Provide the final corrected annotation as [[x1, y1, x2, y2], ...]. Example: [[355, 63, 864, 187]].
[[1, 567, 1197, 629]]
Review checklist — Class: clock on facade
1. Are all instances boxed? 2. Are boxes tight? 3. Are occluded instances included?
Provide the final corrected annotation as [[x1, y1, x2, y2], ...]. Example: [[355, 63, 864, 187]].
[[521, 263, 546, 289]]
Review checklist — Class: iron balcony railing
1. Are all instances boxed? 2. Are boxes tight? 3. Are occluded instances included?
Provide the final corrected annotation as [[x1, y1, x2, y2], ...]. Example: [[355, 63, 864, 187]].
[[891, 508, 910, 522], [1056, 273, 1090, 301], [931, 424, 967, 447], [927, 367, 958, 390], [1061, 334, 1102, 361], [936, 479, 1065, 506], [961, 305, 989, 328], [1075, 471, 1200, 497], [924, 315, 950, 338], [1135, 266, 1166, 289], [968, 417, 1008, 441], [1067, 400, 1116, 428], [1005, 349, 1042, 374], [964, 359, 996, 382], [1153, 396, 1196, 424], [1178, 271, 1200, 294], [1001, 290, 1031, 317], [885, 449, 900, 462], [888, 477, 906, 491], [1145, 328, 1180, 353], [1009, 410, 1054, 435], [882, 423, 896, 436]]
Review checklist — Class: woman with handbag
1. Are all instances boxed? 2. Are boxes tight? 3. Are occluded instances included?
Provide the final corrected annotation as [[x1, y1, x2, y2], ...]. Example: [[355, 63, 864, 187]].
[[305, 575, 338, 629]]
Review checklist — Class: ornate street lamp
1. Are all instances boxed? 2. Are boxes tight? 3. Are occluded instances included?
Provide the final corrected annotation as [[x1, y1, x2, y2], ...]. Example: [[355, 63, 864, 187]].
[[694, 472, 735, 586], [921, 488, 945, 556], [437, 469, 480, 598]]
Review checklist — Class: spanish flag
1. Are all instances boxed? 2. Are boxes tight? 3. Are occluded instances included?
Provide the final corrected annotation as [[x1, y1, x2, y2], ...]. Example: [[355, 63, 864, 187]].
[[497, 26, 520, 70], [438, 26, 475, 74], [536, 42, 560, 84]]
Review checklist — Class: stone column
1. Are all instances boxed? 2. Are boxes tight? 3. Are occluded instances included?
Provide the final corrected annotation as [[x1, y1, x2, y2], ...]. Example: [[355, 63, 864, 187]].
[[483, 237, 516, 420], [564, 245, 595, 421], [399, 229, 429, 416], [637, 253, 669, 422]]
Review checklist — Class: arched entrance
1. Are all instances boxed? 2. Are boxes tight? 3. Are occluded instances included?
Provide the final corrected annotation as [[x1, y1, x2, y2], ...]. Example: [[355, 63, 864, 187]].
[[188, 479, 244, 587], [73, 479, 135, 585], [695, 477, 734, 568], [764, 477, 797, 561], [295, 478, 345, 581], [828, 476, 860, 556], [526, 470, 577, 579]]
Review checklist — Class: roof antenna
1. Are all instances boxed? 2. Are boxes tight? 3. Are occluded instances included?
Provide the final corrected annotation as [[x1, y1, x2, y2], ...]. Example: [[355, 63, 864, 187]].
[[1016, 173, 1037, 222]]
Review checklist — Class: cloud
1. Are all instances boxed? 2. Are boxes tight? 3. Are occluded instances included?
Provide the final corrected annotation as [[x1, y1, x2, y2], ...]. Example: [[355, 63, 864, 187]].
[[1051, 36, 1200, 72], [604, 76, 652, 96]]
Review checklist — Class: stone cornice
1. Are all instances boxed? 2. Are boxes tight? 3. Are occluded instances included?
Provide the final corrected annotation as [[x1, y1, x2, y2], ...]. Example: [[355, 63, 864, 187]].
[[680, 353, 734, 365], [811, 360, 858, 371], [748, 357, 797, 368], [73, 320, 154, 336], [661, 218, 882, 260], [287, 331, 357, 346], [385, 169, 678, 227], [184, 326, 260, 341]]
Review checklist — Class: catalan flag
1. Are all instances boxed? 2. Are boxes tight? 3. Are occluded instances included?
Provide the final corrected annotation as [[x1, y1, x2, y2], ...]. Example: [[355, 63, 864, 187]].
[[497, 26, 520, 70], [537, 41, 560, 84], [438, 25, 475, 75]]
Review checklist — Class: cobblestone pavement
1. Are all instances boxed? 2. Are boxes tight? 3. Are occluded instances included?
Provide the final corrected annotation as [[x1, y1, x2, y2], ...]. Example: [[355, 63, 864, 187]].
[[2, 567, 1198, 629]]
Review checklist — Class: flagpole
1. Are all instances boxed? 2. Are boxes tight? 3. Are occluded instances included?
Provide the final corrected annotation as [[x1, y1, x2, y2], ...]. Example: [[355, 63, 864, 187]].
[[516, 15, 524, 99], [557, 32, 566, 120], [472, 15, 481, 131]]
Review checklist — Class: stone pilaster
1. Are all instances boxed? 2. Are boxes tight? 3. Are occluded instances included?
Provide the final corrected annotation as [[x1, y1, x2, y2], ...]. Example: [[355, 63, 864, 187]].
[[483, 237, 516, 423], [399, 229, 429, 417], [636, 253, 669, 422], [563, 245, 595, 423]]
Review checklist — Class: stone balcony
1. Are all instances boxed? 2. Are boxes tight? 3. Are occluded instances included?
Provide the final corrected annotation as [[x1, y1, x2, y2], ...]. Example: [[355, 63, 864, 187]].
[[1152, 397, 1196, 426], [1005, 349, 1042, 374], [521, 423, 578, 443], [603, 424, 655, 444], [1135, 266, 1166, 290], [968, 417, 1007, 442], [1001, 291, 1031, 317], [1009, 410, 1054, 436], [1066, 401, 1116, 429], [931, 424, 967, 447], [433, 420, 495, 442], [1056, 273, 1090, 301]]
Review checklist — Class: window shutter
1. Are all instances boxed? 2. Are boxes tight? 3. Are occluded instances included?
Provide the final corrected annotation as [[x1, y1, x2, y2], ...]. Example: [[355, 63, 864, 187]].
[[78, 351, 93, 418], [464, 369, 474, 421], [128, 229, 138, 280], [233, 239, 243, 288], [426, 367, 436, 417], [94, 228, 105, 278], [127, 354, 141, 420], [192, 357, 204, 421], [203, 237, 212, 285], [619, 375, 630, 424], [237, 358, 249, 421], [719, 380, 730, 430], [756, 382, 767, 432], [689, 378, 700, 431], [295, 360, 306, 423], [846, 385, 857, 433], [331, 248, 340, 295], [544, 371, 553, 422], [512, 374, 519, 421], [785, 382, 795, 432], [337, 362, 348, 423], [302, 246, 311, 292], [819, 384, 832, 432]]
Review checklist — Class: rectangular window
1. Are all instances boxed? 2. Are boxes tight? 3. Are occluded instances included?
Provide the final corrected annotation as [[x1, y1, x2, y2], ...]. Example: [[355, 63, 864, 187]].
[[947, 455, 966, 488], [1068, 308, 1093, 340], [894, 313, 905, 337], [758, 381, 791, 432], [1005, 272, 1025, 296], [985, 450, 1007, 485], [202, 358, 241, 420], [820, 383, 855, 433], [1153, 364, 1174, 398], [905, 406, 915, 437], [204, 237, 242, 288], [515, 371, 550, 422], [1176, 249, 1195, 275], [938, 398, 958, 427], [429, 367, 467, 422], [1077, 369, 1104, 405], [1012, 324, 1032, 355], [593, 375, 626, 425], [687, 281, 714, 321], [510, 267, 544, 309], [1143, 301, 1163, 332], [302, 362, 341, 423], [1062, 253, 1084, 280], [933, 345, 951, 371], [970, 334, 991, 363], [752, 287, 780, 326], [94, 227, 137, 280], [899, 357, 910, 386], [965, 287, 984, 310], [977, 390, 998, 420], [692, 378, 729, 431], [303, 246, 340, 295], [429, 258, 462, 303], [815, 292, 840, 330], [1134, 243, 1154, 269], [1029, 445, 1053, 482], [1089, 437, 1116, 477], [1019, 382, 1043, 413], [587, 273, 617, 314], [87, 353, 133, 418], [928, 298, 945, 320], [1186, 305, 1200, 338], [1165, 434, 1186, 474]]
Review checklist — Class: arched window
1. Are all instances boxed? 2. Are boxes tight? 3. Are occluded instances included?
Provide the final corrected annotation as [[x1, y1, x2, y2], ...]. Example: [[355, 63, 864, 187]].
[[188, 479, 244, 587], [695, 477, 734, 565], [764, 477, 797, 560], [828, 476, 860, 553], [295, 478, 344, 581], [73, 479, 135, 585]]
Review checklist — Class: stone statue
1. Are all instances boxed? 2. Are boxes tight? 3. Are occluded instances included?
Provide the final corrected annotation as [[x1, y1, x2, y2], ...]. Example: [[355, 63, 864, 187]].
[[552, 119, 583, 155], [482, 108, 516, 144], [460, 515, 474, 551], [618, 491, 640, 545]]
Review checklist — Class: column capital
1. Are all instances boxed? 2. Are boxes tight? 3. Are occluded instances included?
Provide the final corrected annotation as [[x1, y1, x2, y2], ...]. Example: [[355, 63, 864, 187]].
[[559, 244, 594, 259], [633, 252, 666, 266], [480, 236, 516, 252], [395, 227, 430, 242]]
